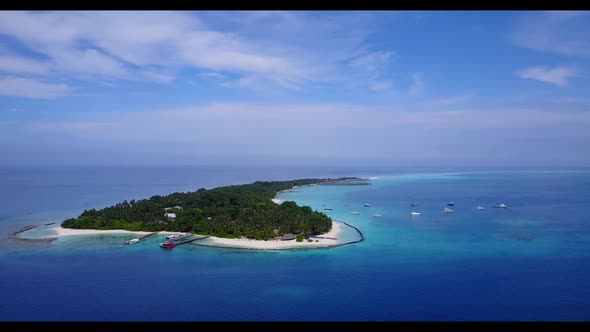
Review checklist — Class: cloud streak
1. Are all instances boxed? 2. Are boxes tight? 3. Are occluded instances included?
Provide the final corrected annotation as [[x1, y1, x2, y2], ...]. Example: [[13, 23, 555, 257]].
[[517, 66, 578, 86], [408, 72, 424, 97], [512, 11, 590, 57], [0, 76, 71, 99], [0, 11, 399, 97]]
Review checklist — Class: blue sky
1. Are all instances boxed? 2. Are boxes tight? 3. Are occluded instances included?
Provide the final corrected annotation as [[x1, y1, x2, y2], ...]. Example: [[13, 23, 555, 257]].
[[0, 11, 589, 167]]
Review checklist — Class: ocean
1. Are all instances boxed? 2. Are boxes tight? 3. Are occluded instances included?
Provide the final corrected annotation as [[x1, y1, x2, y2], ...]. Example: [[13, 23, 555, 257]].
[[1, 166, 589, 321]]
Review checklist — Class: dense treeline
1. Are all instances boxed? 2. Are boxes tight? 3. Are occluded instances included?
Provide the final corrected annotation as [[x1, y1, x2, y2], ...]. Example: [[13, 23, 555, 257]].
[[62, 178, 351, 240]]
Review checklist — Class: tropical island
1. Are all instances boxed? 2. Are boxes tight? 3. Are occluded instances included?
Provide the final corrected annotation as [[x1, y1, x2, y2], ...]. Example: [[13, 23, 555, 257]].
[[58, 178, 364, 245]]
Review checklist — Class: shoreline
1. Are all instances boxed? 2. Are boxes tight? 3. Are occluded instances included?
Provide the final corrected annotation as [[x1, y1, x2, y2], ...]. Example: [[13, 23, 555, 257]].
[[196, 220, 346, 250], [15, 220, 361, 250], [15, 225, 178, 240], [15, 180, 365, 250]]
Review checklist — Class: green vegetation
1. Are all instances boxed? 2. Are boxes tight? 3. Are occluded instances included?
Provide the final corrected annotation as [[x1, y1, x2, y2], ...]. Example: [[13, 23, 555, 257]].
[[296, 235, 304, 242], [61, 178, 357, 240]]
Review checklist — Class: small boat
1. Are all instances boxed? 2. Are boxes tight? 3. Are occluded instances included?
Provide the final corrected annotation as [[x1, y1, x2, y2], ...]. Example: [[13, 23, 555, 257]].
[[446, 201, 455, 206], [160, 240, 176, 249], [165, 233, 182, 241], [372, 213, 382, 218], [476, 206, 485, 210], [351, 211, 360, 215], [410, 203, 417, 207], [410, 211, 421, 216], [345, 203, 349, 206], [443, 207, 454, 213], [125, 238, 139, 245], [364, 203, 371, 207], [495, 203, 507, 208], [324, 208, 333, 211]]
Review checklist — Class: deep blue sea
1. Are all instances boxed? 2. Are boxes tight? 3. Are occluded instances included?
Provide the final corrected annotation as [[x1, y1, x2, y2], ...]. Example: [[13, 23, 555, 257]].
[[1, 166, 590, 321]]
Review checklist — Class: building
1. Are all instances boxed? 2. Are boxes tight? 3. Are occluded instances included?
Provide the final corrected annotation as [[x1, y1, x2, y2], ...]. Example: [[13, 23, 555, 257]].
[[164, 213, 176, 219], [280, 233, 297, 241]]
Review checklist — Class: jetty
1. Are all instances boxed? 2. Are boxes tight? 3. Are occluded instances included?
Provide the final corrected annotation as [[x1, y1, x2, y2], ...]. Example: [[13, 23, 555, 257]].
[[139, 232, 158, 240]]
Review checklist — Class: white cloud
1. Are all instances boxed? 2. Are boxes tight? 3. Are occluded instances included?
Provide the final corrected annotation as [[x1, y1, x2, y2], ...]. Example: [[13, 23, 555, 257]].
[[0, 76, 71, 99], [435, 94, 474, 105], [512, 11, 590, 56], [408, 72, 424, 97], [26, 121, 108, 133], [198, 72, 227, 80], [349, 51, 394, 73], [0, 54, 50, 75], [370, 81, 393, 92], [517, 66, 578, 86], [0, 11, 398, 95]]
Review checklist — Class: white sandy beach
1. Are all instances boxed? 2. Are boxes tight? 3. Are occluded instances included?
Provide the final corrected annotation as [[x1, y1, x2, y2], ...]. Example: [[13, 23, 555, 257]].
[[16, 219, 355, 251], [16, 225, 178, 240], [200, 220, 345, 250]]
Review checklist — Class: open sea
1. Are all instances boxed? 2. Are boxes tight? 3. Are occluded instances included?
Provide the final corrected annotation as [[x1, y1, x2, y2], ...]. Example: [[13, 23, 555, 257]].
[[1, 165, 590, 321]]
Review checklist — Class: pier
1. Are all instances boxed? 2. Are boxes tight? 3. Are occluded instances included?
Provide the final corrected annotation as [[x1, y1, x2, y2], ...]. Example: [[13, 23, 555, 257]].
[[139, 232, 158, 240], [174, 235, 210, 246]]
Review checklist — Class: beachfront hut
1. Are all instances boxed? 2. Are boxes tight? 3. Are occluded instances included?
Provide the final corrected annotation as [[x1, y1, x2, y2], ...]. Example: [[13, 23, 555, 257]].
[[164, 213, 176, 219], [280, 233, 297, 241]]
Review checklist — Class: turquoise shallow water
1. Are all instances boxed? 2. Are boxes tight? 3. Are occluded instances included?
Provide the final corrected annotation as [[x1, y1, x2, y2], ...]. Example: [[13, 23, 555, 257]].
[[1, 167, 590, 320]]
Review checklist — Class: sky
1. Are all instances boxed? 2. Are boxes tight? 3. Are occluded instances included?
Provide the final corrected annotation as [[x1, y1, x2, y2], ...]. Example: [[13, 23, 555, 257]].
[[0, 11, 589, 168]]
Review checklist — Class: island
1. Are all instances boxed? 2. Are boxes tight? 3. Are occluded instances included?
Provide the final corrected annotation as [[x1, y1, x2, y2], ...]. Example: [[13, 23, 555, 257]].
[[26, 177, 366, 249]]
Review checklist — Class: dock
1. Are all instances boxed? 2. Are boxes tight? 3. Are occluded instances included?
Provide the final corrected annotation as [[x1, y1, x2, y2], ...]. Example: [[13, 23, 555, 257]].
[[173, 235, 210, 246], [139, 232, 158, 240]]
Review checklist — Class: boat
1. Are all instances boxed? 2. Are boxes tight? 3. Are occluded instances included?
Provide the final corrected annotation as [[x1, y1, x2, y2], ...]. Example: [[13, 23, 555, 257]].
[[165, 233, 182, 241], [443, 207, 454, 213], [410, 203, 417, 207], [160, 240, 177, 249], [351, 211, 360, 215], [324, 208, 333, 211], [446, 201, 455, 206], [124, 238, 139, 245], [364, 203, 371, 207], [476, 206, 485, 210], [372, 213, 382, 218], [495, 203, 507, 208], [345, 203, 349, 206], [410, 211, 421, 216]]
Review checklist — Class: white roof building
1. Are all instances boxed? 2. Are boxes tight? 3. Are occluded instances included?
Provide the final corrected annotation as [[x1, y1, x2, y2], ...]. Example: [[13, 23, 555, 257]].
[[164, 213, 176, 219]]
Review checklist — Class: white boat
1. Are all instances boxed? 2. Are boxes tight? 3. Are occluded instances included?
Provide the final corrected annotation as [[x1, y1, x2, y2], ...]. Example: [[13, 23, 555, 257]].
[[476, 206, 485, 210], [351, 211, 360, 215], [124, 238, 139, 245], [372, 213, 382, 218], [443, 207, 454, 213], [410, 211, 421, 216], [166, 233, 182, 240], [364, 203, 371, 207], [496, 203, 507, 208]]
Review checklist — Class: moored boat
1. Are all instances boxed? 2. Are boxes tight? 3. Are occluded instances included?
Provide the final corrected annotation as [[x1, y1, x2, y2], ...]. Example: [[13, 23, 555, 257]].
[[443, 207, 454, 213], [125, 238, 139, 245], [410, 211, 421, 216], [160, 239, 177, 249]]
